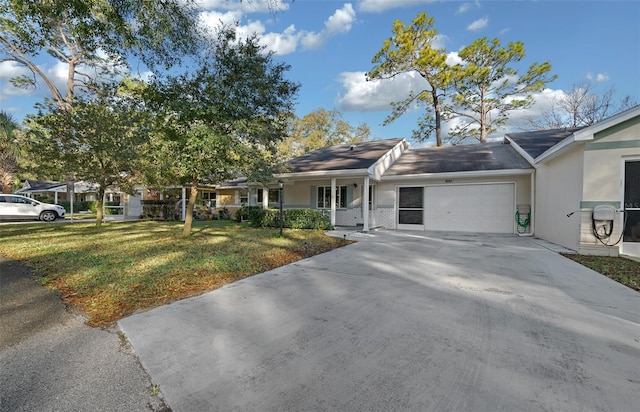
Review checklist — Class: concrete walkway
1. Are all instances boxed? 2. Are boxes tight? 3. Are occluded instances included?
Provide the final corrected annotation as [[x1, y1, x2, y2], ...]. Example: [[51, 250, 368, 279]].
[[119, 230, 640, 412]]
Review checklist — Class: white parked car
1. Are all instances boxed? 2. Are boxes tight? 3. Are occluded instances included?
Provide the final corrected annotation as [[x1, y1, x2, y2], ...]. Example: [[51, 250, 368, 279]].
[[0, 194, 66, 222]]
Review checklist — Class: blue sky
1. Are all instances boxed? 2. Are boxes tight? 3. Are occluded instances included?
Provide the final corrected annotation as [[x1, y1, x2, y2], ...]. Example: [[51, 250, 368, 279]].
[[1, 0, 639, 146]]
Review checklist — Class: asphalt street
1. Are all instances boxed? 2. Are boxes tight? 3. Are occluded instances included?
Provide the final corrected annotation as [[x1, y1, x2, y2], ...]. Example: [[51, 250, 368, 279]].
[[0, 255, 169, 412]]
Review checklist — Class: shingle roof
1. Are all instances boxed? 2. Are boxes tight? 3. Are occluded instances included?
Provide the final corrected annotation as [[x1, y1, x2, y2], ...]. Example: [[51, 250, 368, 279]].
[[383, 142, 532, 176], [286, 138, 404, 173], [20, 180, 63, 191], [506, 127, 585, 159]]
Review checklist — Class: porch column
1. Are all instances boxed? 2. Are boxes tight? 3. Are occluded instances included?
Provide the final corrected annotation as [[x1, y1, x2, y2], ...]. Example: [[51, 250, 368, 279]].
[[330, 178, 336, 227], [54, 192, 58, 204], [181, 187, 186, 221], [262, 186, 269, 209], [363, 176, 370, 232]]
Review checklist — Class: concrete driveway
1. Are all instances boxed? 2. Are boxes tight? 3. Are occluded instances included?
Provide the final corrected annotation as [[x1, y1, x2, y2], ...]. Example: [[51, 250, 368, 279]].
[[119, 230, 640, 412]]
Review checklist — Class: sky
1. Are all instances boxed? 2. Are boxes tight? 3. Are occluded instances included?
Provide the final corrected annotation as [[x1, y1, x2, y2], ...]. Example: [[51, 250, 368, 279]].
[[1, 0, 639, 147]]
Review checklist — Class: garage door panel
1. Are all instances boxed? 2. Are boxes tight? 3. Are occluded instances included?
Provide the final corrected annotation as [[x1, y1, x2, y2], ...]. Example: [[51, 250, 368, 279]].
[[423, 183, 515, 233]]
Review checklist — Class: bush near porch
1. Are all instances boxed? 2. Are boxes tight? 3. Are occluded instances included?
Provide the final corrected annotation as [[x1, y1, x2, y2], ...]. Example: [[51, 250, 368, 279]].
[[243, 206, 332, 230]]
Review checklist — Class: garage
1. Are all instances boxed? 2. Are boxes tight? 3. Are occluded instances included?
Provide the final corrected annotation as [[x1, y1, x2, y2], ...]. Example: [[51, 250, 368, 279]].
[[398, 183, 516, 233]]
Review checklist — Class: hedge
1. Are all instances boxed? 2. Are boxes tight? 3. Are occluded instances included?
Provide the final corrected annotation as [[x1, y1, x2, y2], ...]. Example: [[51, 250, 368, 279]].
[[246, 207, 331, 230], [57, 200, 121, 214]]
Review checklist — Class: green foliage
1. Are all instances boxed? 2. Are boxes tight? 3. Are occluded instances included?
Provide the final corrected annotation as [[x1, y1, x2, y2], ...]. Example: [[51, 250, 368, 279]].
[[278, 108, 371, 159], [140, 25, 299, 235], [447, 37, 557, 143], [0, 110, 21, 193], [23, 83, 151, 225], [57, 200, 120, 214], [0, 0, 204, 110], [140, 200, 178, 220], [248, 208, 331, 230], [368, 12, 451, 146]]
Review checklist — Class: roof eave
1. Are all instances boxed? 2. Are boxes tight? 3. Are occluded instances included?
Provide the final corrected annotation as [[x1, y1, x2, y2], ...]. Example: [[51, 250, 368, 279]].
[[573, 105, 640, 141]]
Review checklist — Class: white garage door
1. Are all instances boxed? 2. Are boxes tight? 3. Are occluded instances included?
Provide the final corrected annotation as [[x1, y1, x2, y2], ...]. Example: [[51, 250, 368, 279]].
[[423, 183, 515, 233]]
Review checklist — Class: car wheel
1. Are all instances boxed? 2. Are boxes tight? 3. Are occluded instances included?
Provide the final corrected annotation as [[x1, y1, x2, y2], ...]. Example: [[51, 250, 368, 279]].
[[40, 211, 58, 222]]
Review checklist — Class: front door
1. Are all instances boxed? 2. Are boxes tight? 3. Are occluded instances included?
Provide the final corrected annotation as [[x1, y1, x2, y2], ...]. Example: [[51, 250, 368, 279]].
[[621, 160, 640, 256]]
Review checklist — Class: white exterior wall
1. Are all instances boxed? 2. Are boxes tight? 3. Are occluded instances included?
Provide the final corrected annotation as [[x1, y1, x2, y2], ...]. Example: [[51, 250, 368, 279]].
[[577, 119, 640, 255], [535, 146, 584, 252]]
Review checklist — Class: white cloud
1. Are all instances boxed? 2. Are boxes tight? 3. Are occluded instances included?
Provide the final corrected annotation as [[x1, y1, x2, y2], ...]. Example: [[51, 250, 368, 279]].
[[456, 1, 480, 14], [446, 51, 462, 66], [302, 3, 356, 50], [336, 71, 426, 112], [260, 25, 301, 55], [587, 72, 610, 83], [467, 17, 488, 31], [199, 4, 355, 55], [358, 0, 435, 13], [199, 9, 244, 31], [197, 0, 289, 13], [432, 34, 448, 50]]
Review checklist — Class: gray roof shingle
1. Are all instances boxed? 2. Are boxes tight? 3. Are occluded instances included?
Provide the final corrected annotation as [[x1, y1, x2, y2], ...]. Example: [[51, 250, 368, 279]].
[[506, 127, 585, 159], [286, 138, 404, 173], [384, 142, 532, 176]]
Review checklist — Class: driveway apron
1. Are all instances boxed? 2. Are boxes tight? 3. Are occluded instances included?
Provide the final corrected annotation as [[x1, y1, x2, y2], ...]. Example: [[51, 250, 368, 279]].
[[118, 231, 640, 412]]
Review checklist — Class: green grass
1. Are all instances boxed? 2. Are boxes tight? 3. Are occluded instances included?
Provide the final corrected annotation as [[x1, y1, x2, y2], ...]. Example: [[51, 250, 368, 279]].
[[0, 220, 352, 326], [563, 254, 640, 292]]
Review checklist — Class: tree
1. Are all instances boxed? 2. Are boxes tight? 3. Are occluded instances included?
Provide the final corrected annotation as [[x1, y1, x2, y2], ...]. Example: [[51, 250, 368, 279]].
[[367, 12, 451, 146], [0, 111, 20, 193], [0, 0, 203, 111], [527, 81, 638, 130], [278, 108, 370, 159], [142, 27, 299, 236], [24, 84, 150, 226], [448, 37, 557, 143]]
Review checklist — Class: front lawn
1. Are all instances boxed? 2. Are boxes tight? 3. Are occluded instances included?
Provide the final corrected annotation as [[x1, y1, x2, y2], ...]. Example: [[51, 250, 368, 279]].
[[562, 254, 640, 292], [0, 220, 351, 326]]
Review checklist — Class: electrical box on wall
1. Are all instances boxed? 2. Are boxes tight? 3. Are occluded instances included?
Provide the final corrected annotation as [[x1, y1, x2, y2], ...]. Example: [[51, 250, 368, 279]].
[[593, 205, 617, 221]]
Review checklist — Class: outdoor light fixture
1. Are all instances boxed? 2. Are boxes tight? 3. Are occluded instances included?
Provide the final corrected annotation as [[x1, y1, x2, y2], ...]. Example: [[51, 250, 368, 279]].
[[278, 180, 284, 237]]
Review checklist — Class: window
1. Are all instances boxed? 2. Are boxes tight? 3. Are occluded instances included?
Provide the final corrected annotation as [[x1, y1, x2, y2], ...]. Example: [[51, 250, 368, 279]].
[[317, 186, 347, 209], [398, 187, 424, 225], [624, 161, 640, 243], [268, 189, 280, 203], [239, 190, 248, 205], [202, 191, 216, 207], [251, 189, 279, 204], [10, 196, 31, 204]]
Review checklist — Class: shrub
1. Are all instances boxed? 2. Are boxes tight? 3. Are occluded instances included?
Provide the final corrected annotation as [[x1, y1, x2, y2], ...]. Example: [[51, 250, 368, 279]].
[[141, 199, 178, 220], [248, 208, 331, 230], [58, 200, 122, 214]]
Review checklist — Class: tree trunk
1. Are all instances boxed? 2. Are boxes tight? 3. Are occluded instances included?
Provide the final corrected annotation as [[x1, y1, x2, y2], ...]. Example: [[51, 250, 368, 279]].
[[96, 187, 105, 227], [432, 89, 443, 147], [480, 103, 487, 143], [182, 184, 199, 236]]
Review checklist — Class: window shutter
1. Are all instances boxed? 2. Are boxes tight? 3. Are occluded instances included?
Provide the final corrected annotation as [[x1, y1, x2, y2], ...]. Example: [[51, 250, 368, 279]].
[[310, 186, 317, 209]]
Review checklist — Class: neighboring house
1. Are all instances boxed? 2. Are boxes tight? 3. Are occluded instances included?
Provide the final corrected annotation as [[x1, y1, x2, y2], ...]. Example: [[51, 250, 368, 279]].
[[506, 106, 640, 257], [15, 180, 99, 203]]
